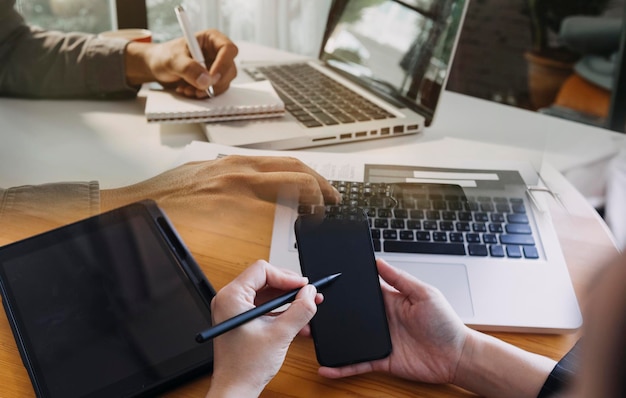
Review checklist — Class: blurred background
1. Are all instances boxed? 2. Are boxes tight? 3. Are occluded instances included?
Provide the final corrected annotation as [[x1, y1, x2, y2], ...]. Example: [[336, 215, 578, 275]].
[[14, 0, 625, 133]]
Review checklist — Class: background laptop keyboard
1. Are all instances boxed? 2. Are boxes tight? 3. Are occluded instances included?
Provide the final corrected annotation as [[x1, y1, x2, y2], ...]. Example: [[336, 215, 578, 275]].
[[299, 181, 539, 259], [245, 63, 395, 128]]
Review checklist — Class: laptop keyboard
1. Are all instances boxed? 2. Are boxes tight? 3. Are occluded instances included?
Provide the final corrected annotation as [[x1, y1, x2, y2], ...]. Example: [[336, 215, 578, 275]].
[[299, 181, 539, 259], [245, 63, 395, 128]]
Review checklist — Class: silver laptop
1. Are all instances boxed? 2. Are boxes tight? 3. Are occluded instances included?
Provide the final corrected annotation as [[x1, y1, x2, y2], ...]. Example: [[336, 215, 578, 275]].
[[203, 0, 469, 150], [269, 161, 582, 333]]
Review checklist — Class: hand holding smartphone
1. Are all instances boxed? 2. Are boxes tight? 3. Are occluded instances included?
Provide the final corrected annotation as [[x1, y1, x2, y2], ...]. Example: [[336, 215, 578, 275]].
[[295, 208, 392, 367]]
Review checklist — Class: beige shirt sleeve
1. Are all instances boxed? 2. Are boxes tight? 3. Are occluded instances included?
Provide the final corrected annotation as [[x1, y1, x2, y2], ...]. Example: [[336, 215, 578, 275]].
[[0, 182, 101, 241], [0, 0, 138, 98]]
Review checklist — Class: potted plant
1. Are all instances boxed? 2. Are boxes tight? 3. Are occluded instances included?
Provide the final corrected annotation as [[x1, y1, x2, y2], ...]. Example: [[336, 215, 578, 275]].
[[523, 0, 609, 109]]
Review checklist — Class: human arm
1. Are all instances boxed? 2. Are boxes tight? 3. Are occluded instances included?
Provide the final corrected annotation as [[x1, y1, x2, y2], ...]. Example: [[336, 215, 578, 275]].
[[0, 0, 237, 98], [0, 0, 133, 98], [100, 155, 341, 217], [2, 155, 339, 242], [205, 260, 322, 397], [0, 182, 100, 242], [319, 258, 556, 398]]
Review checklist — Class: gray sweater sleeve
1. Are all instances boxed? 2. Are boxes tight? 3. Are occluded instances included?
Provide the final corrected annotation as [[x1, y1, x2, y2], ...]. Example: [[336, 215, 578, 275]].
[[0, 182, 100, 229], [0, 0, 138, 98]]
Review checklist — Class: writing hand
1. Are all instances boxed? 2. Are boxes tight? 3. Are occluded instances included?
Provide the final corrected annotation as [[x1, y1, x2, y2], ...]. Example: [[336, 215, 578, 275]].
[[124, 29, 238, 98]]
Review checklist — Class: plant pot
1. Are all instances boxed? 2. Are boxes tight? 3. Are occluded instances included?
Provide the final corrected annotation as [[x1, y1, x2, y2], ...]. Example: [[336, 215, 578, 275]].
[[524, 51, 575, 110]]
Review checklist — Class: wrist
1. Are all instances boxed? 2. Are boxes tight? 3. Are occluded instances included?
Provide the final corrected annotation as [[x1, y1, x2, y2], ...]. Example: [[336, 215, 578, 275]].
[[452, 330, 556, 398], [206, 373, 264, 398], [100, 186, 143, 212], [124, 41, 155, 86]]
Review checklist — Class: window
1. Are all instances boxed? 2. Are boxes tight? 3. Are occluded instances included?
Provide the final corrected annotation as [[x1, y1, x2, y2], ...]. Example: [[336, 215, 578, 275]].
[[15, 0, 188, 43], [14, 0, 330, 54], [15, 0, 115, 33], [146, 0, 184, 42]]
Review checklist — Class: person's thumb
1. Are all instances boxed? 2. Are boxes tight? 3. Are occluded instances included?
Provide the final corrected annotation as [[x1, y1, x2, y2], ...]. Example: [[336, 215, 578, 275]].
[[180, 61, 219, 91], [278, 285, 318, 336]]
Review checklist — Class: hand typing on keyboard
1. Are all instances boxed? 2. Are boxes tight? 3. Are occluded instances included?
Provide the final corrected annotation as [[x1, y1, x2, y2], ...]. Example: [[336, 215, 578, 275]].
[[299, 181, 539, 260]]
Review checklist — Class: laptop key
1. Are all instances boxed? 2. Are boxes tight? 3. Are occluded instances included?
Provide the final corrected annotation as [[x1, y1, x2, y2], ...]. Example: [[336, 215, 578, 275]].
[[407, 220, 421, 229], [374, 219, 388, 228], [334, 113, 356, 123], [295, 114, 315, 122], [507, 213, 529, 224], [316, 113, 340, 125], [500, 234, 535, 246], [523, 246, 539, 259], [400, 230, 414, 240], [491, 213, 505, 222], [384, 241, 466, 255], [383, 230, 397, 239], [483, 234, 498, 244], [506, 245, 522, 258], [302, 119, 323, 128], [489, 223, 503, 233], [391, 219, 405, 229], [505, 224, 532, 234], [423, 221, 438, 230], [458, 212, 473, 221], [449, 232, 464, 242], [490, 245, 505, 257], [440, 221, 454, 231], [416, 231, 431, 241], [466, 233, 481, 243], [456, 222, 471, 231], [351, 112, 372, 121], [393, 209, 409, 218], [468, 244, 488, 256], [433, 232, 447, 242], [511, 203, 527, 213]]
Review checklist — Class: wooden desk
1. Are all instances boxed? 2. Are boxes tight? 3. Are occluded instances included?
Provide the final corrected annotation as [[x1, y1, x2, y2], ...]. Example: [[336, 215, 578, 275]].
[[0, 40, 622, 398], [0, 165, 619, 397]]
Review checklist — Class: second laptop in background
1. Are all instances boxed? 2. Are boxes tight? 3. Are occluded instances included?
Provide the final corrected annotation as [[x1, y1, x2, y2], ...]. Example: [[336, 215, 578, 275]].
[[203, 0, 468, 150]]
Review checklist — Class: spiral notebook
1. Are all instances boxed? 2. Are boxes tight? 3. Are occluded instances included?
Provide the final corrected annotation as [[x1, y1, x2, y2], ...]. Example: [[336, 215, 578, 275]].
[[144, 80, 285, 124]]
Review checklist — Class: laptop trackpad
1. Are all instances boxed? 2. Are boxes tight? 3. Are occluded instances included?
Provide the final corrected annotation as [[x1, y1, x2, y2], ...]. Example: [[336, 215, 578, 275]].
[[387, 261, 474, 318]]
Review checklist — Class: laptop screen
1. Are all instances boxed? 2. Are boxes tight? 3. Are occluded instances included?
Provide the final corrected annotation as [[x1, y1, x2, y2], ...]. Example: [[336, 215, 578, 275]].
[[321, 0, 467, 125]]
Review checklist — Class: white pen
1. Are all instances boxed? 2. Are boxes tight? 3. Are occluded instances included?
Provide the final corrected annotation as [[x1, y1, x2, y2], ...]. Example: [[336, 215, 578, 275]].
[[175, 5, 214, 98]]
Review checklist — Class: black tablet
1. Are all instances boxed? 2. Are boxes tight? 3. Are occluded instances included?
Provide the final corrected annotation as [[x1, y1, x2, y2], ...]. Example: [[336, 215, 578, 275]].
[[0, 200, 215, 398]]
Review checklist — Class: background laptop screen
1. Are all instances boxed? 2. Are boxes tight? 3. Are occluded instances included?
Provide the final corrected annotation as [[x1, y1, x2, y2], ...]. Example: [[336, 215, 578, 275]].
[[321, 0, 467, 124]]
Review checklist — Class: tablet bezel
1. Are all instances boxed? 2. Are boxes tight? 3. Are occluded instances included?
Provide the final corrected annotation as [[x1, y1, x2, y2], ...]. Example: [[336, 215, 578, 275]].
[[0, 200, 215, 398]]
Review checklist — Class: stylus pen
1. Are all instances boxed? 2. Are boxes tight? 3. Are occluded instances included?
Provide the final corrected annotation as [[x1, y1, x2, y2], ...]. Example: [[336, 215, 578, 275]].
[[175, 5, 215, 98], [196, 272, 342, 343]]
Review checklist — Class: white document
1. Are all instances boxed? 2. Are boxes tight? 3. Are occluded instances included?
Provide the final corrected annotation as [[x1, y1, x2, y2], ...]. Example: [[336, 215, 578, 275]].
[[178, 140, 539, 183]]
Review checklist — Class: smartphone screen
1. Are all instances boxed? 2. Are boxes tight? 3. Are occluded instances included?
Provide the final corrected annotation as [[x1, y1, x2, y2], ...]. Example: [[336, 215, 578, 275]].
[[294, 208, 392, 367]]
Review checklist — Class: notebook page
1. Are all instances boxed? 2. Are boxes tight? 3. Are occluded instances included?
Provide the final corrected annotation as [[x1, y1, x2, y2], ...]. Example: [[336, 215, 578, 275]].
[[145, 80, 285, 123]]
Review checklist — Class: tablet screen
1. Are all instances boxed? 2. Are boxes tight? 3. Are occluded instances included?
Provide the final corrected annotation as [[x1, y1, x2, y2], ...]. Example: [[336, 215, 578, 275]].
[[0, 203, 214, 398]]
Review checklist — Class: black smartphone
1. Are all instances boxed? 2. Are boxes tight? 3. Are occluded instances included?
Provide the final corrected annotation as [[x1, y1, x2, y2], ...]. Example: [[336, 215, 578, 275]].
[[294, 208, 392, 367]]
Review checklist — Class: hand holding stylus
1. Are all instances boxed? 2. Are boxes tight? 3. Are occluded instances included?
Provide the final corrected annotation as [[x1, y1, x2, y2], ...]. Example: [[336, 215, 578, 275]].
[[197, 271, 340, 342], [206, 260, 329, 397], [123, 17, 237, 98]]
